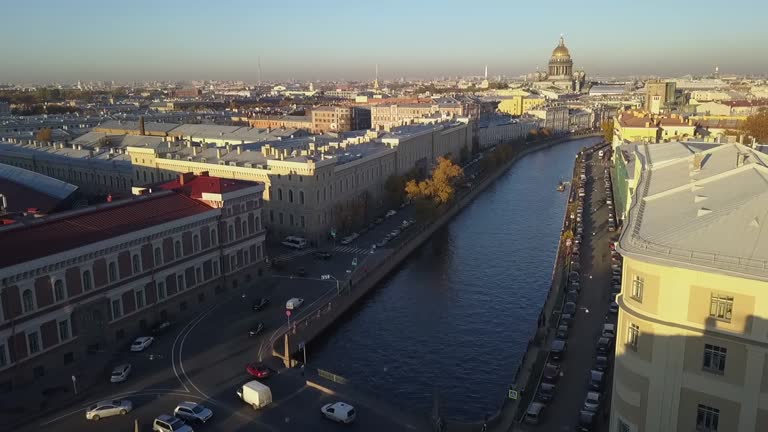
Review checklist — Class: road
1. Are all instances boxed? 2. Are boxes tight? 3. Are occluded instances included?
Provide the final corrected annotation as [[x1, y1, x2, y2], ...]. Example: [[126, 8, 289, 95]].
[[519, 147, 617, 431]]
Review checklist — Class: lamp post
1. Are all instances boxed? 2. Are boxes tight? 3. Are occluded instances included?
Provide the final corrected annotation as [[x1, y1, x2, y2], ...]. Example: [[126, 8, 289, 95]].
[[320, 274, 340, 296]]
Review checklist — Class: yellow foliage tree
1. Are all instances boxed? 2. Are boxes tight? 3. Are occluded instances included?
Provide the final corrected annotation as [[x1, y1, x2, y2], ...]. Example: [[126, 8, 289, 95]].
[[742, 108, 768, 143], [404, 157, 463, 205], [35, 127, 53, 142]]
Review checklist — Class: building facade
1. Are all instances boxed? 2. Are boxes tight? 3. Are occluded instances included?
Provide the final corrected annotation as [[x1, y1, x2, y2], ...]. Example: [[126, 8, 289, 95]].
[[610, 142, 768, 432], [0, 173, 266, 391], [644, 80, 677, 114]]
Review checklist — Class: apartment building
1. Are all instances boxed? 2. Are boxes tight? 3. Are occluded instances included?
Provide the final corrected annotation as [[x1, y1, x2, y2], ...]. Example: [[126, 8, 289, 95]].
[[370, 102, 465, 129], [611, 142, 768, 432], [0, 173, 266, 391]]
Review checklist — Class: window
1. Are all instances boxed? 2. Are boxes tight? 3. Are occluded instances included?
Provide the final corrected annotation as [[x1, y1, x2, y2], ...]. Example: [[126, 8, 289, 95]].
[[278, 188, 283, 201], [154, 247, 162, 265], [299, 191, 305, 205], [288, 189, 294, 203], [132, 255, 141, 273], [195, 267, 202, 283], [82, 270, 93, 291], [279, 212, 284, 225], [627, 323, 639, 351], [696, 404, 719, 431], [210, 229, 217, 246], [703, 344, 727, 374], [193, 235, 200, 252], [28, 331, 40, 354], [111, 299, 122, 320], [53, 280, 65, 302], [300, 216, 305, 228], [0, 344, 7, 367], [631, 275, 643, 302], [108, 262, 117, 282], [269, 210, 274, 223], [244, 250, 250, 264], [230, 255, 236, 270], [213, 259, 220, 276], [242, 221, 248, 236], [177, 275, 185, 291], [22, 289, 34, 313], [174, 241, 182, 258], [58, 320, 70, 341], [289, 214, 294, 226], [135, 290, 145, 309], [228, 225, 234, 242], [709, 294, 733, 322]]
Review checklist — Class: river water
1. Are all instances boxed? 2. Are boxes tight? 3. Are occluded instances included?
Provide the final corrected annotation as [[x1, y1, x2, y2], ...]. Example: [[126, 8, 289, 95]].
[[311, 137, 602, 421]]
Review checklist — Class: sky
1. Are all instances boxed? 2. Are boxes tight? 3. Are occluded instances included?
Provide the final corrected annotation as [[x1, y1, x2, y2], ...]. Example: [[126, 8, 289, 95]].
[[1, 0, 767, 83]]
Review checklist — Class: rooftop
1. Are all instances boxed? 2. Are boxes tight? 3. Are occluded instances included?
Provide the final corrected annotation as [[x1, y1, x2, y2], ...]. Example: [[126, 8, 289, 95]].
[[0, 191, 213, 268], [617, 141, 768, 281], [157, 172, 259, 198]]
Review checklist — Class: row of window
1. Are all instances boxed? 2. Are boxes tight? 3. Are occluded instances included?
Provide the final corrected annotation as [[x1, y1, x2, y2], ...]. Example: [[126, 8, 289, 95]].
[[0, 319, 71, 371], [271, 164, 392, 207], [269, 210, 308, 229], [3, 161, 132, 191], [630, 275, 734, 323]]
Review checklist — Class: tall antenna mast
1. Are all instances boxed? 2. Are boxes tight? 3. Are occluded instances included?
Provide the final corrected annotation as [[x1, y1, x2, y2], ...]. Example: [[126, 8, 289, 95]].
[[258, 57, 263, 85]]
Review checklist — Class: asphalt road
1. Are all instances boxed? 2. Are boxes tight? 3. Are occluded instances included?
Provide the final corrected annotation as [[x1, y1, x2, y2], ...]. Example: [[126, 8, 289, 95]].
[[520, 148, 617, 431]]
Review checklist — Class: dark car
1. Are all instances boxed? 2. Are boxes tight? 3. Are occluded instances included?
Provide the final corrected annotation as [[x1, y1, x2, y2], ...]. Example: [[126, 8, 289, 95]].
[[150, 320, 173, 335], [374, 217, 384, 225], [563, 301, 577, 315], [589, 369, 605, 391], [537, 382, 556, 402], [561, 313, 574, 328], [578, 409, 596, 432], [566, 290, 579, 303], [542, 363, 561, 383], [597, 337, 613, 356], [313, 251, 332, 260], [248, 322, 265, 337], [594, 355, 610, 372], [556, 324, 569, 339], [550, 339, 567, 361], [294, 267, 307, 277], [252, 298, 270, 312]]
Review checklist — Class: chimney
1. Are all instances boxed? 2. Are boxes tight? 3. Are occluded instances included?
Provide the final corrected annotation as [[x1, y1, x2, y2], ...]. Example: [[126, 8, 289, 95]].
[[178, 172, 194, 185], [226, 143, 232, 152], [139, 116, 146, 136], [193, 146, 199, 156], [737, 152, 749, 167], [693, 153, 703, 171], [216, 148, 223, 159], [199, 171, 209, 177], [237, 146, 242, 155]]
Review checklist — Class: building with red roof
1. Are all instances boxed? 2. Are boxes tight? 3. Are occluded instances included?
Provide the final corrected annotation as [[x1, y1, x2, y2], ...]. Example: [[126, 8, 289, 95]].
[[0, 172, 265, 389]]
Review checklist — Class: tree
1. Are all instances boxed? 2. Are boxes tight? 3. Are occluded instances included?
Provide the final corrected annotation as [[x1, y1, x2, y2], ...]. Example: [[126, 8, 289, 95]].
[[601, 120, 614, 143], [384, 174, 407, 208], [404, 157, 463, 205], [35, 128, 53, 142], [742, 108, 768, 143], [459, 145, 470, 164]]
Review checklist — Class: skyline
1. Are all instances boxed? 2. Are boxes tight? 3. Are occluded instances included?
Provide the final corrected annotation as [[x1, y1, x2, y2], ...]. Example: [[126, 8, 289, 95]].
[[1, 0, 768, 83]]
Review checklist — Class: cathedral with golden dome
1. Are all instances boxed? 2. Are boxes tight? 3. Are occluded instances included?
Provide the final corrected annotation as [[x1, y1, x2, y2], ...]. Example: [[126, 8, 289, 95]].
[[527, 35, 587, 92]]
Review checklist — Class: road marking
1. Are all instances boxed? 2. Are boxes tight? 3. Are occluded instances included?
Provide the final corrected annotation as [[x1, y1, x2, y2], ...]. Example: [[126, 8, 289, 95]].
[[179, 303, 222, 400], [269, 386, 307, 409], [171, 302, 220, 391]]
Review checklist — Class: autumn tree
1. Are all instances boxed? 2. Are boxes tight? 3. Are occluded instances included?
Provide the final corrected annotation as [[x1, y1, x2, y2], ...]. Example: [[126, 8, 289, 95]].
[[601, 120, 614, 143], [405, 156, 463, 205], [35, 128, 53, 142], [742, 108, 768, 143]]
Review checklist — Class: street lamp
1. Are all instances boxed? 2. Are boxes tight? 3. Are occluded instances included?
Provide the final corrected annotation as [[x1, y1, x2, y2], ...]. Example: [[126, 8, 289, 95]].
[[321, 274, 340, 295]]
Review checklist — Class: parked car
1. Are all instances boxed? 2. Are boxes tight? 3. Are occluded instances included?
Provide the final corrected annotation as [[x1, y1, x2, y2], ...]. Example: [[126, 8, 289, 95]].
[[597, 337, 613, 356], [542, 362, 561, 383], [561, 313, 574, 328], [537, 381, 556, 402], [524, 402, 546, 425], [286, 298, 304, 310], [374, 217, 384, 224], [385, 209, 397, 218], [152, 414, 193, 432], [589, 369, 605, 391], [568, 271, 580, 283], [583, 391, 602, 412], [246, 363, 271, 379], [252, 297, 270, 312], [321, 402, 356, 424], [86, 399, 133, 420], [550, 339, 567, 361], [566, 290, 579, 304], [248, 322, 265, 337], [174, 401, 213, 424], [376, 238, 388, 247], [556, 324, 569, 339], [594, 355, 610, 372], [130, 336, 154, 352], [602, 323, 616, 339], [390, 229, 401, 237], [313, 251, 332, 260], [578, 409, 597, 431], [563, 301, 577, 315], [110, 364, 132, 383], [609, 302, 619, 314], [151, 321, 173, 335]]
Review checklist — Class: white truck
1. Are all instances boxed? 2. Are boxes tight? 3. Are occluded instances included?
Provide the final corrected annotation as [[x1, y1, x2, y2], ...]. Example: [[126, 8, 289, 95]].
[[237, 381, 272, 410]]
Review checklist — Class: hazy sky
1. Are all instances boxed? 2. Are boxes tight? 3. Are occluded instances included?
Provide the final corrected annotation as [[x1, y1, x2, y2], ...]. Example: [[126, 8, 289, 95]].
[[2, 0, 767, 83]]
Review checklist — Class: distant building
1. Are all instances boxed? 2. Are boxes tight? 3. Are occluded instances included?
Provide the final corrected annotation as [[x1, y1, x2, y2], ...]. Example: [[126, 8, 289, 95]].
[[527, 105, 570, 133], [0, 101, 10, 115], [612, 110, 696, 145], [695, 100, 768, 117], [496, 95, 545, 116], [644, 80, 677, 114], [171, 88, 202, 98], [526, 36, 587, 92], [477, 115, 541, 149], [0, 173, 265, 390]]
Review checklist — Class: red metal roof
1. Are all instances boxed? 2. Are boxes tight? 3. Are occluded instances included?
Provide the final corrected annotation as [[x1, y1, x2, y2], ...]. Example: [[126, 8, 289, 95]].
[[0, 178, 65, 214], [158, 173, 256, 199], [0, 192, 213, 268]]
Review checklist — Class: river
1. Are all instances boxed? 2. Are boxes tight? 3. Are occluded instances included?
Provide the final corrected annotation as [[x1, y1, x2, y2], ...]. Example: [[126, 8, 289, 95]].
[[310, 136, 602, 421]]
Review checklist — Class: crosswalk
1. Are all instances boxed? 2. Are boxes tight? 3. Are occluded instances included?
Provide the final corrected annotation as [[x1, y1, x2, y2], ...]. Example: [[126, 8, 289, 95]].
[[333, 245, 372, 254], [270, 244, 373, 264], [271, 248, 316, 263]]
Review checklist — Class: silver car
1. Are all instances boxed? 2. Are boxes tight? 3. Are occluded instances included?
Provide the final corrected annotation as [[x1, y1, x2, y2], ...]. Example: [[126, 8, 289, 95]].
[[85, 399, 133, 420], [110, 363, 132, 383], [174, 401, 213, 423]]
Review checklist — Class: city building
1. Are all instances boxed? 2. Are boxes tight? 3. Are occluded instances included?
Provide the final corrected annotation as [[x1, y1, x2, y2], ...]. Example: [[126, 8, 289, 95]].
[[247, 115, 312, 131], [526, 36, 587, 92], [0, 102, 10, 115], [477, 115, 541, 149], [171, 88, 202, 98], [612, 110, 697, 146], [370, 102, 465, 129], [610, 141, 768, 432], [0, 163, 79, 215], [496, 95, 545, 116], [310, 106, 371, 133], [527, 105, 570, 133], [695, 100, 768, 117], [0, 172, 266, 390], [644, 80, 677, 114]]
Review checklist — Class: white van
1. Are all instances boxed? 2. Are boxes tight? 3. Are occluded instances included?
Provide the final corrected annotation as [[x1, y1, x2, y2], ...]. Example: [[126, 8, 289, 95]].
[[237, 381, 272, 410], [281, 236, 307, 249]]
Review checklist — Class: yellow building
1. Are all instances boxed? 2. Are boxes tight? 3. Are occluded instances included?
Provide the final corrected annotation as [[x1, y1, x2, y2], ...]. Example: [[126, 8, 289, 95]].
[[612, 110, 697, 147], [497, 95, 545, 116], [611, 142, 768, 432]]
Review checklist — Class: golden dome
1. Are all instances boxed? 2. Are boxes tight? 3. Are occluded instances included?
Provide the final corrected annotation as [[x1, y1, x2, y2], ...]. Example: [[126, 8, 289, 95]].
[[551, 36, 571, 58]]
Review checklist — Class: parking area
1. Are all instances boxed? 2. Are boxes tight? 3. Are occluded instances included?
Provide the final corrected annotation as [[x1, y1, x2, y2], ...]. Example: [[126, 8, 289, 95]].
[[520, 145, 620, 431]]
